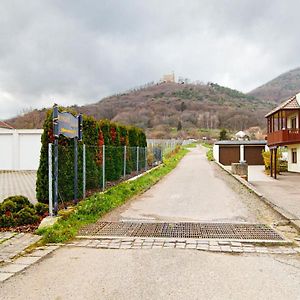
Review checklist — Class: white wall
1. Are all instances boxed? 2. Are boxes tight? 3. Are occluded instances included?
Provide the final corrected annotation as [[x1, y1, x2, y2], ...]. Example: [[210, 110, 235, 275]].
[[0, 129, 42, 170], [213, 144, 219, 162], [287, 144, 300, 173]]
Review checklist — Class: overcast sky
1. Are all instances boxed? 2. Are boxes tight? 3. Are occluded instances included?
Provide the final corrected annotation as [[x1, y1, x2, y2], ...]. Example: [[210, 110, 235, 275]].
[[1, 0, 300, 119]]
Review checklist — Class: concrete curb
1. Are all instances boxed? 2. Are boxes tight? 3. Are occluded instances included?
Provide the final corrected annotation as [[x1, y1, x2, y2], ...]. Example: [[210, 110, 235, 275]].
[[215, 161, 300, 232], [127, 164, 162, 181]]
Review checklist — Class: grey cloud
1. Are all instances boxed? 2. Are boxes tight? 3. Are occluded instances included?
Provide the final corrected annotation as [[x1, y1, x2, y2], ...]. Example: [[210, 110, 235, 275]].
[[0, 0, 300, 119]]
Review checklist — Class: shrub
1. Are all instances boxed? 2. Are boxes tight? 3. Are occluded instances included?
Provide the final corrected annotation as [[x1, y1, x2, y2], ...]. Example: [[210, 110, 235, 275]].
[[35, 203, 49, 216], [0, 214, 16, 227], [0, 195, 42, 227], [0, 200, 17, 214], [262, 150, 281, 174], [16, 207, 39, 226], [2, 195, 33, 211]]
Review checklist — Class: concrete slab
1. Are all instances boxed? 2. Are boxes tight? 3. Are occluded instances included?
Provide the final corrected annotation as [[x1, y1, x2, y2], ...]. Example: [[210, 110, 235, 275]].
[[249, 168, 300, 221], [0, 233, 41, 263], [13, 256, 41, 265], [0, 272, 13, 282], [0, 263, 27, 273]]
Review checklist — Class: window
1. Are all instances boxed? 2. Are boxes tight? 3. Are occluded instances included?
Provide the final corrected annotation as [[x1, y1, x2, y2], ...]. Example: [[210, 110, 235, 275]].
[[292, 148, 297, 164], [291, 117, 297, 129]]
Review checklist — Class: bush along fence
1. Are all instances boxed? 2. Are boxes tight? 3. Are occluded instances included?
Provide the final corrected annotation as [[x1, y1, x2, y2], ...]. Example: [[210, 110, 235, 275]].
[[36, 108, 162, 210]]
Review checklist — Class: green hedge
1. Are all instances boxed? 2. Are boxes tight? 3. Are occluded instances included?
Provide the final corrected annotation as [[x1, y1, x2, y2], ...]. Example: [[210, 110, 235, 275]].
[[36, 108, 147, 204]]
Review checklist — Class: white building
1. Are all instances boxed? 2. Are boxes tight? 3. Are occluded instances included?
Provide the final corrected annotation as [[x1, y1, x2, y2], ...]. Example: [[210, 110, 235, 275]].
[[266, 92, 300, 175], [0, 123, 43, 170]]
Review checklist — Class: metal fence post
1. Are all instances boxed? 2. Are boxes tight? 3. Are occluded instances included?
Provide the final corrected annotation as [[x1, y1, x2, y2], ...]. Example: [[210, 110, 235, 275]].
[[123, 145, 127, 177], [145, 147, 147, 171], [136, 146, 139, 173], [48, 143, 53, 216], [83, 144, 86, 199], [102, 145, 105, 191]]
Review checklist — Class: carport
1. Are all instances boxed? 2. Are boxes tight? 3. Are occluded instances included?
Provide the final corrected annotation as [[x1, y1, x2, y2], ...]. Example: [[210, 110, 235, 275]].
[[213, 140, 267, 166]]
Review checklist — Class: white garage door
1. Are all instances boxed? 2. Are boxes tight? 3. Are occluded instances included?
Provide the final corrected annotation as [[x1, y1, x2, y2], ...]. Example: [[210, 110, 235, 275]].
[[0, 134, 13, 170], [19, 134, 42, 170]]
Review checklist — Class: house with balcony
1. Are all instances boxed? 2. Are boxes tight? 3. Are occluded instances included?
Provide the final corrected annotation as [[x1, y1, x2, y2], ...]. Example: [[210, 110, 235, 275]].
[[265, 92, 300, 177]]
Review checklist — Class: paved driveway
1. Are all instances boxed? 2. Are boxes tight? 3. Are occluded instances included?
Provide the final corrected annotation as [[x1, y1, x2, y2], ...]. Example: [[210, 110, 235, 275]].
[[0, 171, 37, 203], [250, 167, 300, 221], [106, 146, 257, 223]]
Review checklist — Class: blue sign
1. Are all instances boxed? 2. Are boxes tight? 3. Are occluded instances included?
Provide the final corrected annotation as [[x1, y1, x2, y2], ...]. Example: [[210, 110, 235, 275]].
[[57, 111, 78, 138], [53, 105, 83, 140]]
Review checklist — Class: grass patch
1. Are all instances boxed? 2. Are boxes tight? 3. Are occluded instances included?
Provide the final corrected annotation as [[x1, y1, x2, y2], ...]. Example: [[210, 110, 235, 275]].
[[206, 148, 214, 161], [37, 147, 189, 244], [201, 142, 213, 149], [200, 142, 214, 161], [184, 142, 198, 148]]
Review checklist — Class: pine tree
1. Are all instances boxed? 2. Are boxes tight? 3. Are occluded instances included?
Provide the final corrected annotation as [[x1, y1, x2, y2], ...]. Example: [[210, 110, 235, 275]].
[[219, 128, 229, 140], [177, 121, 182, 131]]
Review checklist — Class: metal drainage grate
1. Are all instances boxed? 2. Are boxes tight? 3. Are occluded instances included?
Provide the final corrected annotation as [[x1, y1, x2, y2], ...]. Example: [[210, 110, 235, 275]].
[[78, 222, 284, 241]]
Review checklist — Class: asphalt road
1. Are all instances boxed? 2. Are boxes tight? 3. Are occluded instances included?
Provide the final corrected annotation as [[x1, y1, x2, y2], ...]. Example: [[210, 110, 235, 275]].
[[104, 146, 282, 224], [1, 146, 299, 299], [1, 247, 300, 300]]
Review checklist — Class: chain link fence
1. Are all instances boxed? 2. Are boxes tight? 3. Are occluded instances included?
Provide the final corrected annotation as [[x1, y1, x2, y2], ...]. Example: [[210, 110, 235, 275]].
[[48, 144, 162, 205]]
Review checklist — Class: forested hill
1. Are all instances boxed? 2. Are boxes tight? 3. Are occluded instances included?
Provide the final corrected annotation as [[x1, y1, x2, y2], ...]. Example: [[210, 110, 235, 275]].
[[248, 67, 300, 103], [6, 82, 274, 138]]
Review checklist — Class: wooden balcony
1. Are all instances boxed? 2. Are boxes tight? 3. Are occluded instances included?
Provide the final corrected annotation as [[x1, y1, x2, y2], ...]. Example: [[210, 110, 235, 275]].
[[267, 129, 300, 146]]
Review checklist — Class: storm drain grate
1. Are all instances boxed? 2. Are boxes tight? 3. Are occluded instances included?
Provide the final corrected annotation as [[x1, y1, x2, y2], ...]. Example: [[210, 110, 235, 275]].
[[78, 222, 284, 241]]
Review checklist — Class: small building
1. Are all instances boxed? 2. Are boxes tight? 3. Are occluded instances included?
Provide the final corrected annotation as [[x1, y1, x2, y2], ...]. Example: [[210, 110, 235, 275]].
[[265, 92, 300, 177], [235, 130, 250, 141], [213, 140, 267, 166], [161, 73, 175, 83]]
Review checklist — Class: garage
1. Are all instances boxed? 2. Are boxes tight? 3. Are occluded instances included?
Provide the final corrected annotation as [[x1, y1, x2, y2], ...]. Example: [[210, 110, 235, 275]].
[[219, 146, 240, 165], [244, 146, 265, 165], [213, 140, 266, 166]]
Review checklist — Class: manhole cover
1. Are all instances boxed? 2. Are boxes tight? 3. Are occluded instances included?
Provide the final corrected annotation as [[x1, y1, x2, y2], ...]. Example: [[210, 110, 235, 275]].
[[78, 222, 285, 241]]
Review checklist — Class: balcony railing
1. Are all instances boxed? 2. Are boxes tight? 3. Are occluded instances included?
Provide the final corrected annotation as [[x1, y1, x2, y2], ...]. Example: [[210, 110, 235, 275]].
[[267, 129, 300, 146]]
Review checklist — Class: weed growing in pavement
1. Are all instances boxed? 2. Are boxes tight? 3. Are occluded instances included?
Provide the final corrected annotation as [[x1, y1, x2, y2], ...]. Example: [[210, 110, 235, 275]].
[[37, 147, 189, 243]]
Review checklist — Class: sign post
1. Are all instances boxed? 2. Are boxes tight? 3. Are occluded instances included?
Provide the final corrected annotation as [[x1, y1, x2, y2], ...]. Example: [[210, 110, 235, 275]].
[[53, 105, 59, 215], [52, 104, 83, 215], [74, 136, 78, 204], [48, 143, 53, 216]]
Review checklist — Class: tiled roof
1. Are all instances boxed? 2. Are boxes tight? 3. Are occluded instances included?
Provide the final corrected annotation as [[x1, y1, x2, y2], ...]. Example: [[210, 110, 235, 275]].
[[265, 95, 300, 117], [0, 121, 14, 129]]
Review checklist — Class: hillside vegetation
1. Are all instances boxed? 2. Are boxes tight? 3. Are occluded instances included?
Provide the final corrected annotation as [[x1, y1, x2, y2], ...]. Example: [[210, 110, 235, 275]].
[[249, 67, 300, 103], [6, 82, 274, 139]]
